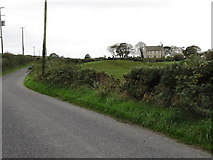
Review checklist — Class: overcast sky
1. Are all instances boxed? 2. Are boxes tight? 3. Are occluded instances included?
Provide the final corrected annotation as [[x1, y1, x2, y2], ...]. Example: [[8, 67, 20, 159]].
[[1, 0, 212, 58]]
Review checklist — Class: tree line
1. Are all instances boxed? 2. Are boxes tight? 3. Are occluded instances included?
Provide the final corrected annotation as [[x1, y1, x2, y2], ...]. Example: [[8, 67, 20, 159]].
[[107, 42, 207, 58]]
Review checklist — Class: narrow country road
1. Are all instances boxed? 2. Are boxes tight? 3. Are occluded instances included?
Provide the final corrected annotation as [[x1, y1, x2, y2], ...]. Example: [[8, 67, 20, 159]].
[[2, 69, 212, 158]]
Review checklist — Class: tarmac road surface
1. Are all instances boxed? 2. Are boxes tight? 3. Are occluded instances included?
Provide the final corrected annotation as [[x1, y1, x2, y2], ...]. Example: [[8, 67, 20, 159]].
[[2, 69, 212, 158]]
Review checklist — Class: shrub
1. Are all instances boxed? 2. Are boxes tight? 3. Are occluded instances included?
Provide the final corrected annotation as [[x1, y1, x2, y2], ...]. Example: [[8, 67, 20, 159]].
[[30, 59, 120, 91], [172, 61, 213, 116], [173, 54, 184, 61], [122, 60, 213, 117], [122, 67, 162, 100], [153, 63, 187, 106]]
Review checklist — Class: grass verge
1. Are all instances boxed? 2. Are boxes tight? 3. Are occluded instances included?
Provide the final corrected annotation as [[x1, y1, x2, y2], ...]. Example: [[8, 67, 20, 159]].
[[24, 75, 212, 152]]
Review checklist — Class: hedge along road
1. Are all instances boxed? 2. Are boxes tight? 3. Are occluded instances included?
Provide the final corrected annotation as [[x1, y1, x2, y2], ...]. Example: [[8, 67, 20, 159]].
[[2, 69, 212, 158]]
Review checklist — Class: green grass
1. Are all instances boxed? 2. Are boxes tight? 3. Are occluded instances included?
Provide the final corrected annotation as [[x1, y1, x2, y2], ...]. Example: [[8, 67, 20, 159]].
[[24, 75, 212, 152], [80, 60, 175, 79]]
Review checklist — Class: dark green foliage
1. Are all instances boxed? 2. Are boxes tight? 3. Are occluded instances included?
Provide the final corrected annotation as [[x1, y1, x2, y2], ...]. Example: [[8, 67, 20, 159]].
[[183, 45, 201, 57], [2, 53, 36, 72], [123, 59, 213, 117], [172, 61, 213, 116], [173, 54, 185, 61], [203, 50, 213, 60], [123, 67, 162, 99], [30, 59, 120, 90], [123, 57, 174, 62]]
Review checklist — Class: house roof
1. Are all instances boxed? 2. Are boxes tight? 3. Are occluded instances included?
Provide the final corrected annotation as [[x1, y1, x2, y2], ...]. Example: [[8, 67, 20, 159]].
[[145, 46, 163, 51]]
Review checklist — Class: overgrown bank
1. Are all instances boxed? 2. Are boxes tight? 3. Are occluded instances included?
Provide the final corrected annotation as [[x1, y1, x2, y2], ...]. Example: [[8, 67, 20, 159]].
[[25, 58, 212, 151], [1, 53, 37, 76], [123, 59, 213, 117]]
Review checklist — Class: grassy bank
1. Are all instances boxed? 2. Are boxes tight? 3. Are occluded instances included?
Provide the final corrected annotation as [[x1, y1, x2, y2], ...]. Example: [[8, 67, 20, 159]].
[[24, 74, 212, 152], [1, 53, 37, 76], [1, 63, 32, 76]]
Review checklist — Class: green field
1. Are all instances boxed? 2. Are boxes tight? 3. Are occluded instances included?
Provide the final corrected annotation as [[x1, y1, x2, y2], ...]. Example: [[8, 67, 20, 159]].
[[80, 60, 174, 79]]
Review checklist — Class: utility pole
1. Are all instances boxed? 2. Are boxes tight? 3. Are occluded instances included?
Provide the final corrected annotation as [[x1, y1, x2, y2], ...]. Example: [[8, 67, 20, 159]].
[[42, 0, 47, 75], [33, 46, 35, 56], [211, 1, 213, 49], [0, 7, 5, 54], [20, 27, 25, 55]]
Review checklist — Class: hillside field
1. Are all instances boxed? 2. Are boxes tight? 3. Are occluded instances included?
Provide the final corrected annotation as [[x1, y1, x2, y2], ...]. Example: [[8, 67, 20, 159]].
[[80, 60, 174, 79]]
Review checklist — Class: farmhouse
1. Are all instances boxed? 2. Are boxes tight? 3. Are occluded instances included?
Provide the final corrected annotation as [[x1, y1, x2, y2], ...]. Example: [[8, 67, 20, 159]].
[[143, 45, 165, 58], [133, 43, 184, 58]]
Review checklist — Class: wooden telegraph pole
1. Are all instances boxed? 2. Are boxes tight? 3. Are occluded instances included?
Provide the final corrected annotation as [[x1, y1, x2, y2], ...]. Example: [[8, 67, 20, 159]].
[[20, 27, 25, 55], [0, 7, 5, 54], [42, 0, 47, 75]]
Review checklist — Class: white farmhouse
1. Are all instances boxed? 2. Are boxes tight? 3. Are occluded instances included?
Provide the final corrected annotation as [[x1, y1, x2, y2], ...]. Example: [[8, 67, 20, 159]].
[[143, 45, 165, 58]]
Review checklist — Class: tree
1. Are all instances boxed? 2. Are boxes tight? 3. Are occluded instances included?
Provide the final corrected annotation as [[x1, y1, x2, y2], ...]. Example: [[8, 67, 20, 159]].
[[203, 49, 213, 60], [126, 44, 133, 58], [48, 53, 59, 60], [183, 45, 201, 57], [49, 53, 59, 58], [107, 44, 119, 58], [116, 43, 132, 58], [85, 54, 91, 59], [134, 42, 146, 58], [108, 43, 133, 58]]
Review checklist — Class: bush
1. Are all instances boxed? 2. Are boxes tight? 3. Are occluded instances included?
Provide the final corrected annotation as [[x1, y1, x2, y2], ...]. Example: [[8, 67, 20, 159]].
[[122, 67, 162, 100], [122, 60, 213, 117], [172, 61, 213, 116], [30, 59, 120, 91], [173, 54, 184, 61], [153, 63, 186, 106]]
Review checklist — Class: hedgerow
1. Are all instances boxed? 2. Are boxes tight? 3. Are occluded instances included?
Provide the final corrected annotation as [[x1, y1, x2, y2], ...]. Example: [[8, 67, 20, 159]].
[[2, 53, 36, 72], [29, 59, 120, 91], [29, 57, 212, 118], [123, 58, 213, 117]]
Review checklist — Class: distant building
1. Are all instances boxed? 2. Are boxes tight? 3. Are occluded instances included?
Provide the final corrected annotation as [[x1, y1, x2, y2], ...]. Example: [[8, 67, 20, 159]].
[[133, 42, 184, 58], [143, 45, 165, 58]]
